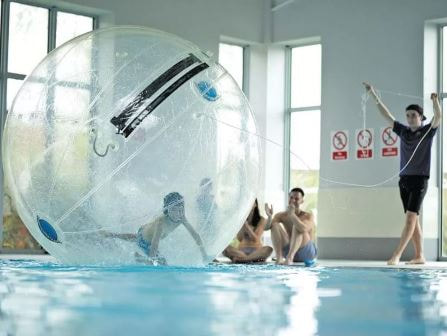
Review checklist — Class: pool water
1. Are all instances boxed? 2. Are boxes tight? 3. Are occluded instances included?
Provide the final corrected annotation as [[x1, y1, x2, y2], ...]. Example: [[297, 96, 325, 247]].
[[1, 260, 447, 335]]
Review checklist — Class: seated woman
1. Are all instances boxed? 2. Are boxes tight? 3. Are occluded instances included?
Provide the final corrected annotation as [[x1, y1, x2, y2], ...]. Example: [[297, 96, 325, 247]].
[[223, 199, 273, 263], [102, 192, 207, 263]]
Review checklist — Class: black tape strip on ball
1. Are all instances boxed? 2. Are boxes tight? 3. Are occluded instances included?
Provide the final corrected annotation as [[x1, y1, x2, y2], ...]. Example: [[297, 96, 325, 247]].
[[111, 53, 201, 135], [119, 62, 210, 138]]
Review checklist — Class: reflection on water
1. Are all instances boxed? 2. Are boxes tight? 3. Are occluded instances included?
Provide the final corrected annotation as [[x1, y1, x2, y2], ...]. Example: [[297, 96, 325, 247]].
[[1, 261, 447, 335]]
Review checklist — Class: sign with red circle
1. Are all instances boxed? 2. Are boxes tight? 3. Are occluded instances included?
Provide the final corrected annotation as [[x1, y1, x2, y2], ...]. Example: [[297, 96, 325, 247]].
[[357, 129, 373, 149], [382, 127, 398, 146], [331, 130, 349, 161], [355, 128, 374, 159], [333, 131, 347, 150], [380, 126, 399, 157]]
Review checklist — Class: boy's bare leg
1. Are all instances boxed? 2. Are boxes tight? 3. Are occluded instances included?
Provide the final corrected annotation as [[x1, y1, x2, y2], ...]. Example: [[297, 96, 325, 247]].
[[388, 211, 418, 265], [406, 217, 425, 264]]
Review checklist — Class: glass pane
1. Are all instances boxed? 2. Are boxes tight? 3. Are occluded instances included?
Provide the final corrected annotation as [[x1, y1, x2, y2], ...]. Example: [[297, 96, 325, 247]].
[[290, 111, 321, 216], [8, 3, 48, 75], [56, 12, 93, 47], [219, 43, 244, 90], [291, 44, 321, 108], [444, 27, 447, 92], [54, 86, 90, 120], [55, 13, 93, 83], [53, 86, 90, 183], [6, 78, 23, 111]]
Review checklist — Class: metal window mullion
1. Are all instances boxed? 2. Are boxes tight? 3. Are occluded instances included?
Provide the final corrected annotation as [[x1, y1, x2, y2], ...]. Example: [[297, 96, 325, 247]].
[[289, 106, 321, 113], [242, 45, 250, 98], [287, 41, 320, 50], [283, 46, 292, 201], [6, 72, 25, 80], [48, 6, 57, 52], [92, 14, 99, 30], [46, 6, 57, 149], [8, 0, 50, 9], [0, 0, 10, 245], [5, 73, 90, 90], [1, 0, 11, 122]]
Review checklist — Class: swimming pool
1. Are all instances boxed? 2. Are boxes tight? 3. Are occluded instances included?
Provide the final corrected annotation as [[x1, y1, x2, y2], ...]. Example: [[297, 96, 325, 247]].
[[1, 260, 446, 336]]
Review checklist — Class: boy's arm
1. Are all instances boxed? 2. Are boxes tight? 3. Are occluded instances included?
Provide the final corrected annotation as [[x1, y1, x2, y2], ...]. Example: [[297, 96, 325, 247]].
[[149, 221, 163, 257], [363, 82, 395, 126], [183, 221, 207, 257], [431, 93, 442, 129]]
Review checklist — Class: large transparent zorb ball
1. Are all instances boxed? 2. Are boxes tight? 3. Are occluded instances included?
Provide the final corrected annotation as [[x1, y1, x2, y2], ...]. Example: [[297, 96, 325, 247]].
[[3, 26, 260, 265]]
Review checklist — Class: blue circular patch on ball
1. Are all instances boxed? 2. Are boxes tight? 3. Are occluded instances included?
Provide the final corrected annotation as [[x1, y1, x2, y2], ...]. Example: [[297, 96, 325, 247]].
[[196, 81, 219, 101], [37, 216, 61, 243]]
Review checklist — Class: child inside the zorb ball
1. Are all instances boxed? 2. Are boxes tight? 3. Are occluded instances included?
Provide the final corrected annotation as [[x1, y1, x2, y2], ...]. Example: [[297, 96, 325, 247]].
[[102, 192, 208, 264]]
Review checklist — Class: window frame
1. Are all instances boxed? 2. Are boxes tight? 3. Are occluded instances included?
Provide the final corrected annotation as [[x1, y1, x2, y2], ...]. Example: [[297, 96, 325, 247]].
[[218, 41, 250, 96], [284, 42, 322, 202], [0, 0, 98, 120]]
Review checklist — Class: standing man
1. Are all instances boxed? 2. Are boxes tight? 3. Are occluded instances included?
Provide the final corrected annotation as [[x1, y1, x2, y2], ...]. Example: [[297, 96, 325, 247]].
[[363, 82, 441, 265], [266, 188, 317, 265]]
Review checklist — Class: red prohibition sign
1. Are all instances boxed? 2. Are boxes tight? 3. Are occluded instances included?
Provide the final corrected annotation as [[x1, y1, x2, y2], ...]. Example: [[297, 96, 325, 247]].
[[357, 129, 372, 149], [332, 131, 347, 150], [382, 127, 398, 146]]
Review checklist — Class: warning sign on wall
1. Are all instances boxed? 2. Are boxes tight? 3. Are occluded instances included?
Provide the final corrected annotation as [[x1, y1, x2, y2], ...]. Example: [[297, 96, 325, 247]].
[[355, 128, 374, 159], [380, 126, 399, 157], [331, 130, 349, 161]]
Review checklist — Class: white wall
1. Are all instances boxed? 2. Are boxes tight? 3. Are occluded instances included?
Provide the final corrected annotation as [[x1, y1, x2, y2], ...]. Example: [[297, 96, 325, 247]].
[[62, 0, 265, 60], [271, 0, 447, 259]]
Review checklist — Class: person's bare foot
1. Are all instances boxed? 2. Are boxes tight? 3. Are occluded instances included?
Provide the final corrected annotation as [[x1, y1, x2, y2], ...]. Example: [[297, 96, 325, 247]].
[[406, 257, 426, 265], [275, 257, 285, 265], [387, 255, 400, 265], [232, 257, 245, 263], [284, 259, 293, 266]]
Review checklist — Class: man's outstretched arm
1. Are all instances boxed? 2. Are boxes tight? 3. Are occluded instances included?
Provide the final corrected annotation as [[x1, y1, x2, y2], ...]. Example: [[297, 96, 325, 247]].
[[431, 93, 442, 129], [363, 82, 395, 126]]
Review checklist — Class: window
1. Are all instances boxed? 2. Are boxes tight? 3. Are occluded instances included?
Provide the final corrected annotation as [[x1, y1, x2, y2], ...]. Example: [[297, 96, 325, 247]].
[[287, 44, 322, 216], [218, 42, 247, 93], [56, 12, 94, 47], [290, 45, 321, 108], [0, 1, 95, 251]]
